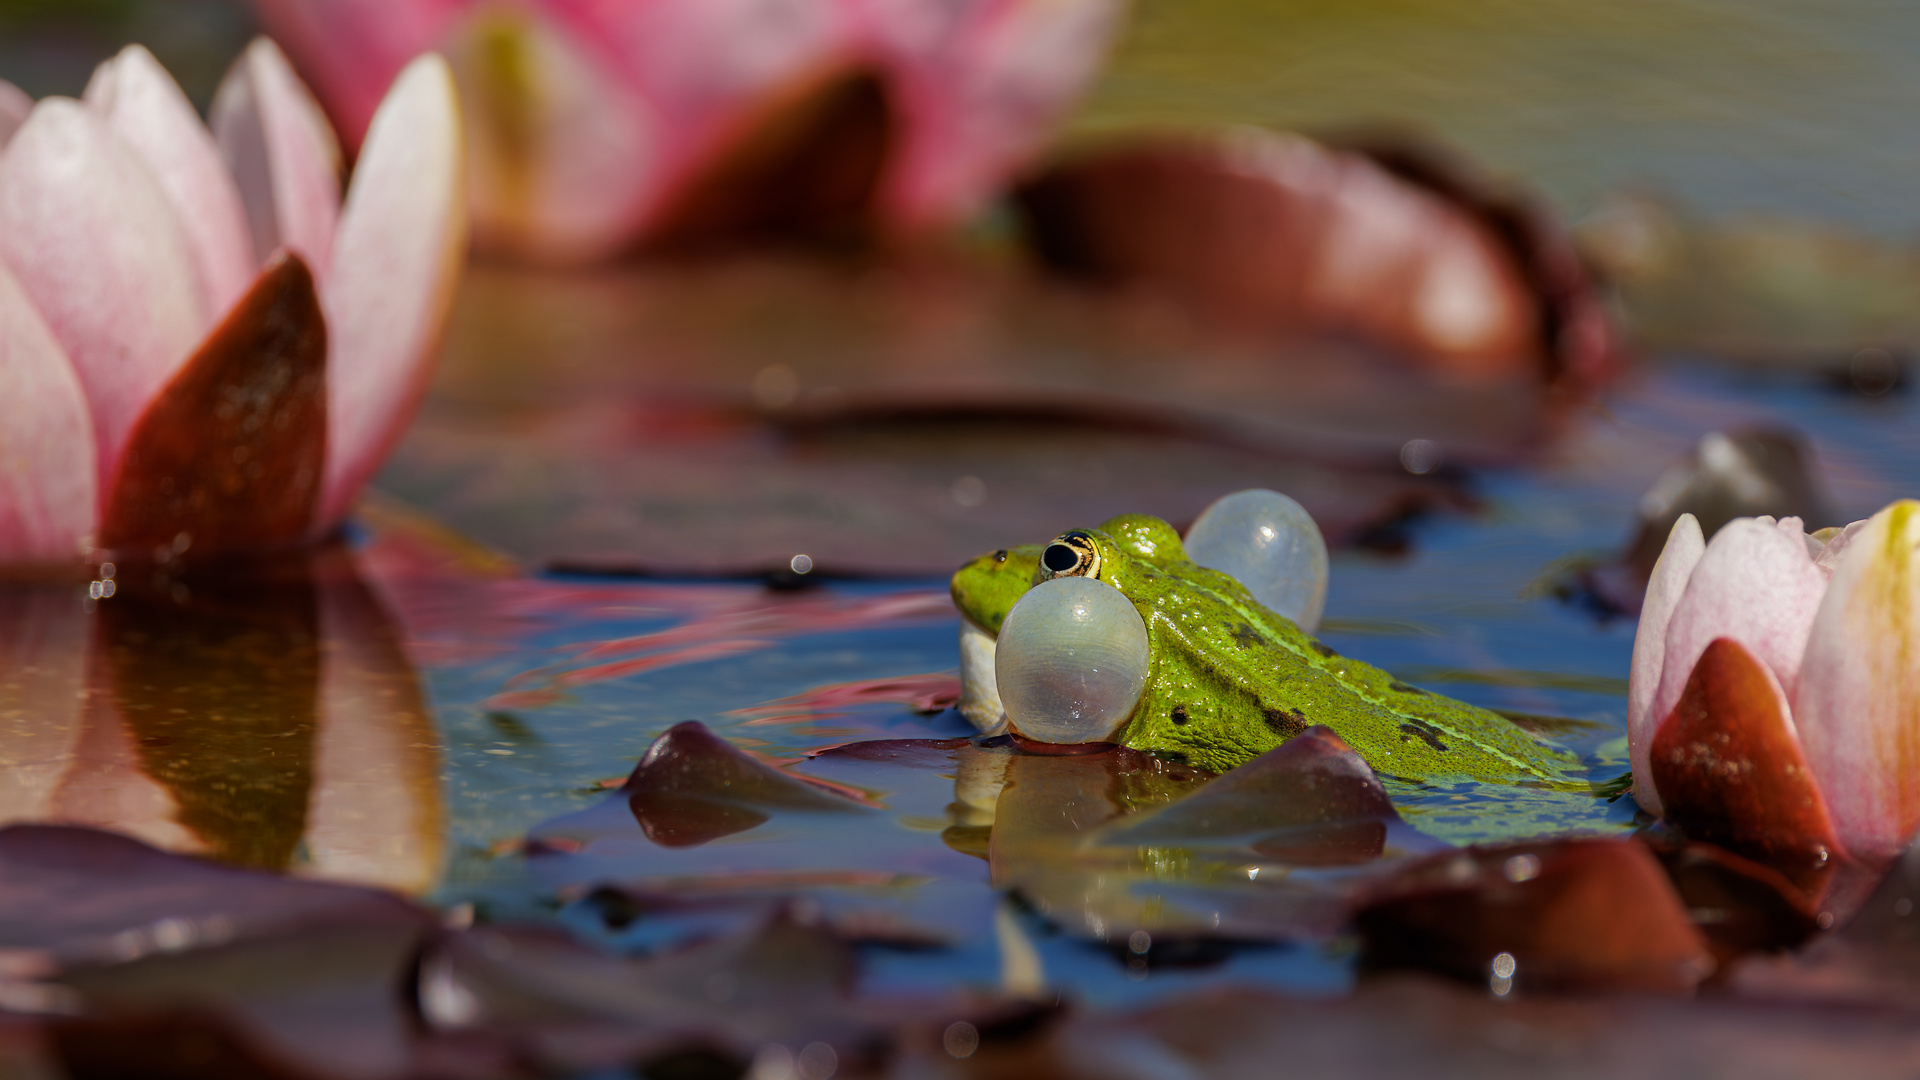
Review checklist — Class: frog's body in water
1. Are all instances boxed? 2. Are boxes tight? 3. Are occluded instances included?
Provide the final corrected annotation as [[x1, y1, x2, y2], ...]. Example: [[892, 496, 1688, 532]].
[[951, 514, 1579, 782]]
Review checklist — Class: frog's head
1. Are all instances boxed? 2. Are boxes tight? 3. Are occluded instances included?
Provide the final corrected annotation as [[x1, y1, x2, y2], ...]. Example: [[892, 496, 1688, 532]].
[[1034, 525, 1167, 600], [950, 543, 1043, 634]]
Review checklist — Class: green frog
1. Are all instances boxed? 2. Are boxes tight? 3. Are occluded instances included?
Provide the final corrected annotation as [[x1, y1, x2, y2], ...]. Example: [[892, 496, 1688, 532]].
[[951, 513, 1579, 783]]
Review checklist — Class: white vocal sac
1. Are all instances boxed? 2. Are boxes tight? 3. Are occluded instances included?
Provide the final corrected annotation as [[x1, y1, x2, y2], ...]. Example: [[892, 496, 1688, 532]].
[[995, 575, 1149, 743], [1184, 488, 1329, 633]]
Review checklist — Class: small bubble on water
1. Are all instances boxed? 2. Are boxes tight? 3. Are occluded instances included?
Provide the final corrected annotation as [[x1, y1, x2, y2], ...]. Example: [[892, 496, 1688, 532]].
[[943, 1021, 980, 1059], [1503, 853, 1541, 883], [796, 1042, 837, 1080], [1400, 438, 1440, 475]]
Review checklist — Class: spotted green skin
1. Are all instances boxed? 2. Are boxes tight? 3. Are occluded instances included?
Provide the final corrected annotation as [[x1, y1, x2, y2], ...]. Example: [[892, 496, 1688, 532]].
[[952, 515, 1580, 782]]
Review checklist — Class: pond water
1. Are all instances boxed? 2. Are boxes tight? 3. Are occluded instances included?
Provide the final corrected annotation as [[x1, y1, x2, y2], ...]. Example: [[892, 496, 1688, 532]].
[[363, 361, 1920, 1008]]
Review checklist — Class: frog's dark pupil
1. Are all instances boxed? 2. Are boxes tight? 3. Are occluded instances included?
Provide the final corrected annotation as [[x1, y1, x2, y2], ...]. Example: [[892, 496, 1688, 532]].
[[993, 550, 1008, 563], [1043, 543, 1080, 573]]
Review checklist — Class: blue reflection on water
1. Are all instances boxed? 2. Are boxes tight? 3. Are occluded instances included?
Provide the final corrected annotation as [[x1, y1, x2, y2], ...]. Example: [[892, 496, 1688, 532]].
[[407, 365, 1920, 1002]]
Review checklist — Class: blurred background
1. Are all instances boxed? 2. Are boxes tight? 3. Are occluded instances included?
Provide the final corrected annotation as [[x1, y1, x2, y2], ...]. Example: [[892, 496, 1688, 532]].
[[10, 0, 1920, 230]]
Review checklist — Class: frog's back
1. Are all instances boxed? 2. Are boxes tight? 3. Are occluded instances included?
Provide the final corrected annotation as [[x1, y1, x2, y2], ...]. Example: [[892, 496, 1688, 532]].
[[1118, 561, 1578, 784]]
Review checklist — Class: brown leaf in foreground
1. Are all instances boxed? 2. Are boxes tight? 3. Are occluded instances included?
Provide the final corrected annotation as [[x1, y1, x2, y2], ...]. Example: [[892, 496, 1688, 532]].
[[1355, 838, 1712, 993]]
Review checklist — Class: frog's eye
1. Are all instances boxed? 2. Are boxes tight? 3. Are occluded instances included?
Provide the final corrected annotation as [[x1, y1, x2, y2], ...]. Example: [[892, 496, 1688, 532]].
[[1039, 531, 1100, 580], [995, 576, 1148, 743]]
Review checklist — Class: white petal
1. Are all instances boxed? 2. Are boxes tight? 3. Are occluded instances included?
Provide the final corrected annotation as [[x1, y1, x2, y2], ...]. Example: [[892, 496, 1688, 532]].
[[84, 46, 256, 317], [317, 54, 467, 529], [1794, 500, 1920, 859], [212, 38, 342, 273], [0, 79, 29, 149], [0, 260, 96, 562], [1627, 513, 1703, 816], [1648, 516, 1829, 743], [0, 98, 207, 489]]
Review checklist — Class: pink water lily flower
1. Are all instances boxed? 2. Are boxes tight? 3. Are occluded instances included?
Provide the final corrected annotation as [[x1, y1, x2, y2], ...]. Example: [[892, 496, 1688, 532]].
[[0, 40, 465, 565], [1628, 501, 1920, 873], [250, 0, 1122, 263]]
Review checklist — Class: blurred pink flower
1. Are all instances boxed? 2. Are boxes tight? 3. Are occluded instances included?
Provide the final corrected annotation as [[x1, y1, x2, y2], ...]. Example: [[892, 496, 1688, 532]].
[[1628, 501, 1920, 869], [0, 40, 466, 565], [251, 0, 1124, 263]]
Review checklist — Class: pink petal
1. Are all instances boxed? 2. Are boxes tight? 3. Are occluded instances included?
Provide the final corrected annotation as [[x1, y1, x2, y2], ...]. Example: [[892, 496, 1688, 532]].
[[317, 54, 467, 529], [440, 6, 660, 262], [1648, 516, 1829, 747], [1794, 500, 1920, 860], [0, 98, 207, 493], [0, 261, 96, 564], [866, 0, 1123, 231], [249, 0, 466, 150], [0, 79, 29, 149], [553, 0, 851, 154], [1813, 518, 1869, 575], [83, 45, 257, 319], [1627, 512, 1704, 816], [211, 38, 343, 274]]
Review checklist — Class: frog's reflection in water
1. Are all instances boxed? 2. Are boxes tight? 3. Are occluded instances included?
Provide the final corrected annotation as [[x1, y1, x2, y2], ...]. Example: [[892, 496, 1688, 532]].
[[0, 547, 443, 894]]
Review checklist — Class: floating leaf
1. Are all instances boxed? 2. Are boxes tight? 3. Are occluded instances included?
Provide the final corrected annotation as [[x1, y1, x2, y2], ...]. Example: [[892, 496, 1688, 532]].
[[619, 721, 871, 847], [1356, 838, 1712, 992]]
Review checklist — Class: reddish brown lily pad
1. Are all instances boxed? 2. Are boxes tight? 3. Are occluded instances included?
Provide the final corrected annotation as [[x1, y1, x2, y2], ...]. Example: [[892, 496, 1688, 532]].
[[620, 721, 872, 848], [1014, 131, 1618, 391], [1355, 838, 1713, 993], [0, 824, 429, 966], [100, 252, 327, 557], [1650, 637, 1840, 891], [1646, 837, 1821, 964]]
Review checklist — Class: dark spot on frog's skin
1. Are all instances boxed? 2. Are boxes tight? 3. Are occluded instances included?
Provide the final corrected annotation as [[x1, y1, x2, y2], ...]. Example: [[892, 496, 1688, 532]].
[[1171, 705, 1189, 725], [1229, 623, 1263, 649], [1398, 719, 1450, 753], [1262, 707, 1308, 738], [1390, 681, 1430, 696], [1311, 641, 1339, 658], [1158, 750, 1190, 764]]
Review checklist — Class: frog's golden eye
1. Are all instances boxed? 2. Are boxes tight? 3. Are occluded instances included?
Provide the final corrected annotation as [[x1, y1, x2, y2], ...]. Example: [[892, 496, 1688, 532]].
[[1040, 531, 1100, 580]]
